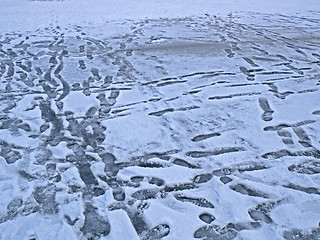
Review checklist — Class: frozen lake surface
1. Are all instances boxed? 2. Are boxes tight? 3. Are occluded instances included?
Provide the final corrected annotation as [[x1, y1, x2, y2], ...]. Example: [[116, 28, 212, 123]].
[[0, 1, 320, 239]]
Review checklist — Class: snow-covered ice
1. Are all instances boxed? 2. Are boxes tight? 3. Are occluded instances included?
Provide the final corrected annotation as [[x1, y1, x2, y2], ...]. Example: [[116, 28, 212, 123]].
[[1, 0, 320, 239]]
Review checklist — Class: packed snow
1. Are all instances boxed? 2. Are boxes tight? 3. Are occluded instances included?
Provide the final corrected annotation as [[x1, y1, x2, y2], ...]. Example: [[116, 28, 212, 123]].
[[0, 0, 320, 239]]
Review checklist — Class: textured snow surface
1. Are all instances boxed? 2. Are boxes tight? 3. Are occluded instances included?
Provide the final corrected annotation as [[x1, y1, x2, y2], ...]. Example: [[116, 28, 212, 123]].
[[1, 0, 320, 239]]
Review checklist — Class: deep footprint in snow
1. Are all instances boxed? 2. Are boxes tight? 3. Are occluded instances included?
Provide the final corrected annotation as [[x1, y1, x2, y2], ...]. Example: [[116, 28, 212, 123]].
[[149, 177, 165, 186], [33, 185, 58, 214], [142, 224, 170, 240], [132, 188, 159, 200], [243, 57, 259, 67], [199, 213, 216, 224], [258, 98, 274, 121], [239, 66, 255, 81], [288, 159, 320, 174], [191, 132, 221, 142], [283, 183, 320, 195], [225, 48, 235, 58], [194, 225, 238, 239], [220, 176, 233, 184], [283, 226, 320, 240], [229, 183, 269, 199], [174, 194, 214, 208], [277, 129, 295, 147], [172, 158, 199, 169], [78, 60, 86, 69], [248, 200, 283, 223], [79, 45, 85, 53], [293, 127, 313, 148], [81, 202, 111, 238], [193, 173, 213, 184], [113, 187, 126, 201], [186, 147, 246, 158], [227, 221, 261, 231]]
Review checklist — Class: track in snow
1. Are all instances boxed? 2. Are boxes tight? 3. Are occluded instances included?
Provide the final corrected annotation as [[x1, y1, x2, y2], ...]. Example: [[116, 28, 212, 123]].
[[1, 12, 320, 240]]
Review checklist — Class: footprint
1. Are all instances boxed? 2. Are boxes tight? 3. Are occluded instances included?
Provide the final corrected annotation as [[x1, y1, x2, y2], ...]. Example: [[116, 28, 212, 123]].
[[288, 159, 320, 175], [119, 43, 126, 50], [172, 158, 199, 169], [199, 213, 215, 224], [293, 127, 312, 148], [0, 62, 6, 76], [248, 202, 275, 223], [174, 194, 214, 208], [132, 188, 159, 200], [33, 185, 58, 214], [17, 123, 32, 132], [81, 202, 111, 238], [0, 141, 22, 164], [148, 177, 165, 186], [131, 176, 144, 183], [239, 66, 254, 81], [227, 221, 261, 231], [277, 129, 294, 147], [243, 57, 259, 67], [264, 120, 315, 131], [283, 183, 320, 195], [220, 176, 233, 184], [258, 98, 274, 121], [91, 67, 101, 80], [78, 60, 86, 70], [7, 198, 23, 217], [92, 187, 106, 197], [194, 225, 237, 239], [149, 108, 174, 117], [234, 161, 267, 173], [71, 82, 81, 90], [191, 132, 221, 142], [252, 46, 269, 55], [108, 89, 120, 105], [82, 78, 91, 96], [126, 50, 133, 56], [249, 210, 273, 223], [220, 36, 227, 42], [186, 147, 246, 158], [79, 45, 85, 53], [64, 215, 79, 226], [283, 225, 320, 240], [193, 173, 213, 184], [283, 63, 304, 75], [49, 56, 57, 65], [312, 53, 320, 58], [229, 184, 269, 198], [162, 183, 196, 193], [78, 163, 98, 186], [142, 224, 170, 240], [225, 48, 235, 58], [103, 75, 113, 87], [113, 187, 126, 201], [6, 65, 14, 78], [7, 48, 18, 58]]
